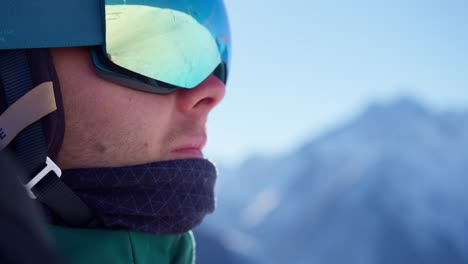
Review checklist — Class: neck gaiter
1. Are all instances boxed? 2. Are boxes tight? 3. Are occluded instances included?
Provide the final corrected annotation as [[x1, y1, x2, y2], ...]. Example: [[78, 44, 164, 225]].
[[57, 158, 217, 234]]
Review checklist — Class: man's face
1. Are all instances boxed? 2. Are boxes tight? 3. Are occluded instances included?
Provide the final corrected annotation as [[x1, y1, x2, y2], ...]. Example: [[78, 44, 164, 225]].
[[52, 48, 225, 169]]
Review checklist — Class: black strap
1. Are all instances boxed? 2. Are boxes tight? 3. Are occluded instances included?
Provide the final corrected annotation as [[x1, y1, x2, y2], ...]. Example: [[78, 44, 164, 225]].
[[32, 171, 95, 226], [0, 50, 46, 175], [0, 50, 94, 226]]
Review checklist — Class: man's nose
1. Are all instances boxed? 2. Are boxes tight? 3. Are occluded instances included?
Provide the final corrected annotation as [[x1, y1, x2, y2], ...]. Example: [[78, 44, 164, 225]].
[[176, 74, 226, 116]]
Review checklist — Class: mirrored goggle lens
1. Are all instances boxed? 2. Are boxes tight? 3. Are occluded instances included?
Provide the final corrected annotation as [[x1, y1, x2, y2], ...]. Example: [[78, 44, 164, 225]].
[[104, 0, 230, 89]]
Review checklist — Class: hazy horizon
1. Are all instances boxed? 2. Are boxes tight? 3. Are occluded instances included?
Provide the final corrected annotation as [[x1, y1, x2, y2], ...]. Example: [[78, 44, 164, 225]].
[[204, 0, 468, 166]]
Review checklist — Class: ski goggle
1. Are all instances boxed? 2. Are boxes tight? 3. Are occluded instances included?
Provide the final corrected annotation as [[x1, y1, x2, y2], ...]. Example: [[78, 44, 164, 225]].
[[91, 0, 231, 94], [0, 0, 230, 95]]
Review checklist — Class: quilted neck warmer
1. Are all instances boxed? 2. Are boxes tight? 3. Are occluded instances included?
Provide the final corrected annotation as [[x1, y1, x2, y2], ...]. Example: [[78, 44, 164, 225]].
[[58, 158, 217, 235]]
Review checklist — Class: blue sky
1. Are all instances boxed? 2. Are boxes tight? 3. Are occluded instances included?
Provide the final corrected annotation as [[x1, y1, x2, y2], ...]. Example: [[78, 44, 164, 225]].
[[204, 0, 468, 166]]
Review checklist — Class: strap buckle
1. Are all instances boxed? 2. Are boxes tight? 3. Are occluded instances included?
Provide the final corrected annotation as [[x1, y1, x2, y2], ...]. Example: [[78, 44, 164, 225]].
[[25, 157, 62, 199]]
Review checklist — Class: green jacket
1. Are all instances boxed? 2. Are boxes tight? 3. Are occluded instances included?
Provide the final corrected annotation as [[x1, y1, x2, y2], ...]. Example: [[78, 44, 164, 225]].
[[49, 225, 195, 264]]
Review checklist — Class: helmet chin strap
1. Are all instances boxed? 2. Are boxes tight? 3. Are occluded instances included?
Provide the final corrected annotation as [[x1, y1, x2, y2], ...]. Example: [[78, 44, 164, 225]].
[[52, 158, 218, 235], [0, 49, 93, 226]]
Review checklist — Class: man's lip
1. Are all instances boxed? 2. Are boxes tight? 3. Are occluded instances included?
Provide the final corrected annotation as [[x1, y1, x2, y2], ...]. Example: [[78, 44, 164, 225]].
[[171, 148, 204, 158], [171, 136, 207, 158]]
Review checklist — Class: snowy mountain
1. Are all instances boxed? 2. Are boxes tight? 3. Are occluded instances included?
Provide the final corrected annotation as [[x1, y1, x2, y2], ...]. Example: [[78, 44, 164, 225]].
[[198, 98, 468, 264]]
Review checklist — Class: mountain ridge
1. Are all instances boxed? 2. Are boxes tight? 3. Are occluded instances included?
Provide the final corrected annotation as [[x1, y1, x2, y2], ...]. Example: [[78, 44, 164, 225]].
[[200, 97, 468, 264]]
